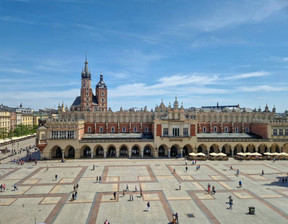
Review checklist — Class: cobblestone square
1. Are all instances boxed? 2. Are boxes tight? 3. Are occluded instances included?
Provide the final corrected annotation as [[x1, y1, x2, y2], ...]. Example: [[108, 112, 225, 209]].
[[0, 158, 287, 224]]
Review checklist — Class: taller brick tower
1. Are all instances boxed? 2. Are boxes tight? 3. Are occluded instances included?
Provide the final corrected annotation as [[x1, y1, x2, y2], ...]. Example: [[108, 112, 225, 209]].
[[95, 73, 107, 112], [80, 57, 93, 111]]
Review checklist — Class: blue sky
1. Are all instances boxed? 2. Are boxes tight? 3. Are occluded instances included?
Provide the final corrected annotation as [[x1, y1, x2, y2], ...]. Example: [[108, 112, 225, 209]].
[[0, 0, 288, 112]]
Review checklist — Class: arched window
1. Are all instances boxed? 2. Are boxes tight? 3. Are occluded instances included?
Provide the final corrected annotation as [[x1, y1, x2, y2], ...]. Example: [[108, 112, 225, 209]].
[[224, 126, 228, 133], [245, 127, 249, 133], [214, 126, 217, 133], [134, 127, 137, 132], [88, 126, 91, 133], [122, 127, 126, 133], [111, 126, 115, 133], [235, 127, 239, 133], [203, 126, 206, 133], [145, 127, 149, 132], [100, 126, 103, 133]]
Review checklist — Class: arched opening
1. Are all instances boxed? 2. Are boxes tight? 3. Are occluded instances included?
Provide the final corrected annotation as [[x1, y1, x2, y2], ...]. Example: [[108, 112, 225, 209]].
[[158, 145, 166, 157], [233, 144, 244, 155], [209, 144, 219, 153], [67, 147, 75, 159], [222, 144, 232, 156], [197, 144, 207, 154], [246, 144, 256, 153], [95, 146, 104, 158], [107, 146, 116, 157], [270, 144, 280, 153], [52, 146, 62, 159], [82, 146, 91, 158], [258, 144, 268, 154], [132, 145, 140, 157], [171, 145, 178, 157], [283, 144, 288, 153], [120, 145, 128, 157], [183, 145, 191, 157], [144, 145, 152, 157]]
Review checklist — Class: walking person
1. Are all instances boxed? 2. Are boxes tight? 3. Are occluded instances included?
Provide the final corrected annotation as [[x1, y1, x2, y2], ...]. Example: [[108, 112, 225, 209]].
[[229, 198, 233, 210], [55, 174, 58, 180], [185, 166, 188, 172], [212, 186, 216, 194], [14, 184, 18, 191], [135, 185, 138, 192], [239, 180, 242, 188], [236, 169, 239, 176], [126, 184, 129, 191], [230, 165, 233, 170], [113, 191, 116, 200], [262, 170, 264, 176], [179, 182, 181, 190], [99, 176, 101, 182], [147, 201, 150, 211]]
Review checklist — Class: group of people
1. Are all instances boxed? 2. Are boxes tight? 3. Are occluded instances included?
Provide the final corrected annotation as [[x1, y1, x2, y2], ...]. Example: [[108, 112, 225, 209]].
[[0, 184, 6, 191], [207, 183, 216, 195], [71, 183, 79, 200], [96, 176, 102, 182], [172, 212, 179, 223]]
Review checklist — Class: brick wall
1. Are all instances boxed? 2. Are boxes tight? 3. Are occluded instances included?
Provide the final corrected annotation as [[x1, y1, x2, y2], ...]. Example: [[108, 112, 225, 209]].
[[250, 123, 268, 139], [156, 124, 161, 136]]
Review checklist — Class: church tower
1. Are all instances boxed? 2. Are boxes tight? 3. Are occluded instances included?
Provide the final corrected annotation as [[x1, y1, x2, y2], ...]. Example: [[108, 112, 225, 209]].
[[96, 73, 108, 112], [80, 57, 93, 111]]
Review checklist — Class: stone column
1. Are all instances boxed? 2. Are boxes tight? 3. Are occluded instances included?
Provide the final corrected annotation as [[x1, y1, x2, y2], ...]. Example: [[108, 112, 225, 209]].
[[128, 149, 132, 158], [168, 149, 171, 158], [180, 148, 183, 158], [91, 149, 94, 158], [75, 148, 80, 159], [116, 148, 119, 158], [62, 150, 65, 160], [104, 150, 107, 158], [141, 149, 144, 158]]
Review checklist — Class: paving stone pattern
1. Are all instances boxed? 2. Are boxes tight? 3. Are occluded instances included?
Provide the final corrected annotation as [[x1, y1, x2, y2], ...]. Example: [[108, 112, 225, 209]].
[[0, 158, 287, 224]]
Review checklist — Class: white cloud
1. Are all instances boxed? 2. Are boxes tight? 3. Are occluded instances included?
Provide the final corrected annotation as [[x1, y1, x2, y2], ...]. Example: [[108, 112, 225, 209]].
[[282, 57, 288, 62], [184, 0, 288, 32], [238, 85, 286, 92], [225, 71, 270, 80], [0, 68, 32, 74]]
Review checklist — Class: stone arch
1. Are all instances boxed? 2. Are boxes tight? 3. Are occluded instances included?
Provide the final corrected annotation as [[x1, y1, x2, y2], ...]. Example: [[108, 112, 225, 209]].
[[158, 144, 168, 157], [81, 145, 91, 158], [65, 145, 75, 159], [183, 144, 193, 156], [283, 143, 288, 153], [94, 145, 104, 158], [197, 144, 207, 154], [144, 144, 153, 157], [246, 144, 256, 153], [209, 144, 220, 153], [233, 144, 244, 155], [106, 144, 116, 157], [270, 143, 281, 153], [222, 144, 232, 156], [258, 144, 268, 154], [171, 144, 179, 157], [119, 144, 129, 157], [131, 144, 140, 157], [51, 145, 62, 159]]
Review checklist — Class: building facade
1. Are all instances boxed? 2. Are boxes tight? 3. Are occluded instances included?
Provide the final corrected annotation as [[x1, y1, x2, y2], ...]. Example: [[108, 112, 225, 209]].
[[36, 59, 288, 160]]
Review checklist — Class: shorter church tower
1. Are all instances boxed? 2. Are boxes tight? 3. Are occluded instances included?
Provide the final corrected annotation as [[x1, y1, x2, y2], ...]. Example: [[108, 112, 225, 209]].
[[96, 74, 108, 112]]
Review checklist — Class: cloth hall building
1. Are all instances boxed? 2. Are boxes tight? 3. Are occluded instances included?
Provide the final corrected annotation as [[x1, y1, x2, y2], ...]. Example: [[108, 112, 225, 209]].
[[36, 59, 288, 160]]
